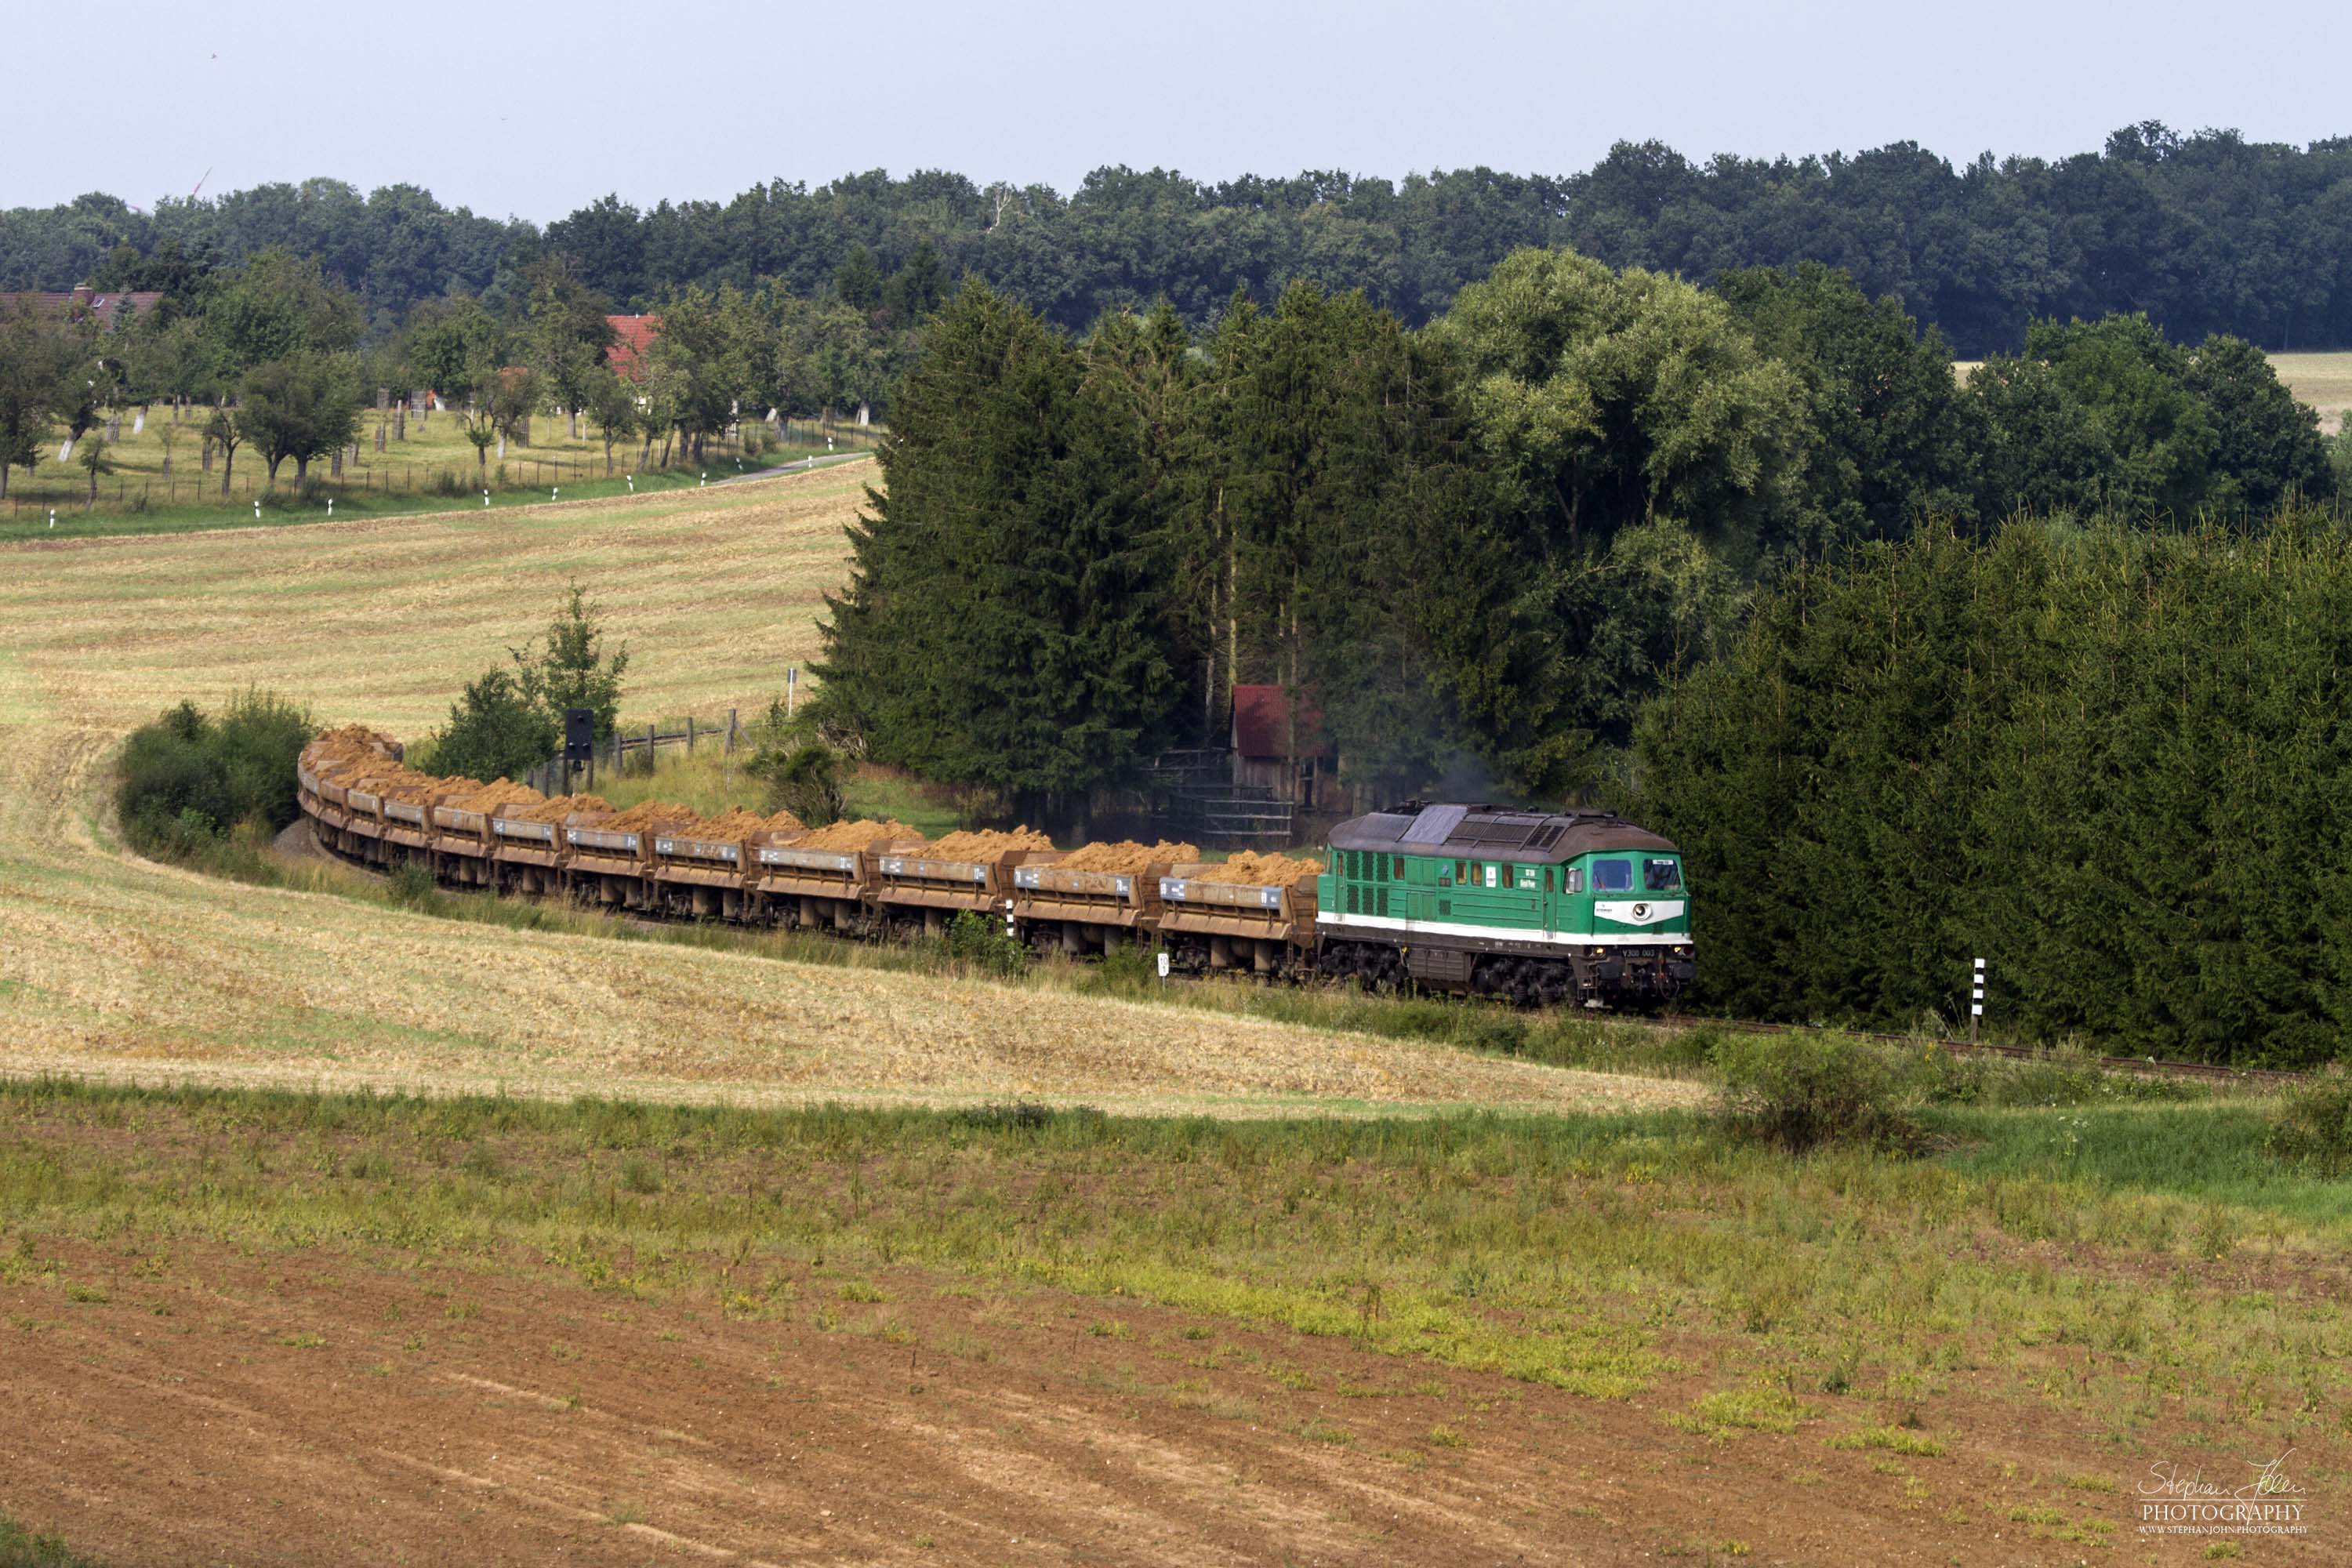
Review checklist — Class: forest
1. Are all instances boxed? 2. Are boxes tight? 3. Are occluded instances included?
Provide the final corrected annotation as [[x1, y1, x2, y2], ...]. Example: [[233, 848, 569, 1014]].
[[8, 122, 2352, 354]]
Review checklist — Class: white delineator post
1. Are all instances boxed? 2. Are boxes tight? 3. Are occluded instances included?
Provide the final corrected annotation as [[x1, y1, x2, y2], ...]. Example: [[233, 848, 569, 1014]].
[[1971, 956, 1986, 1044]]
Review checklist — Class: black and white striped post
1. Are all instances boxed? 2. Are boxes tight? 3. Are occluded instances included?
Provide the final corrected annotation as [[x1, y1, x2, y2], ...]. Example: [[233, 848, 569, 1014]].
[[1970, 956, 1986, 1044]]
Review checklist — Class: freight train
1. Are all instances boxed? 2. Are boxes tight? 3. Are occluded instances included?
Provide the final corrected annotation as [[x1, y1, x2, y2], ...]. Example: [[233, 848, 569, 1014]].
[[296, 730, 1693, 1008]]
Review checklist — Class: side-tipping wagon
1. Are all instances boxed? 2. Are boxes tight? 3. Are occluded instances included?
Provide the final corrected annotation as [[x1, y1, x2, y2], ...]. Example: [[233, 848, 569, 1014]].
[[489, 811, 566, 896], [754, 835, 920, 932], [564, 815, 688, 911], [1012, 859, 1171, 956], [873, 846, 1062, 938], [1156, 863, 1320, 976], [649, 829, 757, 920]]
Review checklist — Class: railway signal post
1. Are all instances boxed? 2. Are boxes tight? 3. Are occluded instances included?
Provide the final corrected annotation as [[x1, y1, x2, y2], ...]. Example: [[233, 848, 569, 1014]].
[[1971, 956, 1985, 1044]]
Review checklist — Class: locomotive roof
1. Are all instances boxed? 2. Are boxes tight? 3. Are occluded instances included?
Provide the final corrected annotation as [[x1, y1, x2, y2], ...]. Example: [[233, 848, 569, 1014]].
[[1327, 804, 1677, 864]]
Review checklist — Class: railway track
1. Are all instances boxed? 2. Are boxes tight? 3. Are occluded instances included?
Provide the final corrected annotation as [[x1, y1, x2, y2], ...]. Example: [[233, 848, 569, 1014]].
[[1654, 1014, 2305, 1089]]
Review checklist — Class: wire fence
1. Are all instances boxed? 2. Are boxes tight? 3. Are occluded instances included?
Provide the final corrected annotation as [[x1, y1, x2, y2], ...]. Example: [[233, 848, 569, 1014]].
[[2, 414, 881, 520], [522, 711, 746, 796]]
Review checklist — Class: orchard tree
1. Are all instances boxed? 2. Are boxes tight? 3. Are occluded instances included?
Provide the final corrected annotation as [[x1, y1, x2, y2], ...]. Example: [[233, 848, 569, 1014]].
[[524, 257, 617, 437], [583, 365, 637, 474], [238, 352, 363, 485], [397, 296, 503, 407], [0, 303, 72, 499], [78, 434, 115, 507], [205, 406, 245, 499]]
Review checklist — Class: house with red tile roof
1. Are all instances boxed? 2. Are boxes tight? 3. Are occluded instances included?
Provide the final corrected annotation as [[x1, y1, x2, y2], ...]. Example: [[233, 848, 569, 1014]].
[[605, 314, 660, 382]]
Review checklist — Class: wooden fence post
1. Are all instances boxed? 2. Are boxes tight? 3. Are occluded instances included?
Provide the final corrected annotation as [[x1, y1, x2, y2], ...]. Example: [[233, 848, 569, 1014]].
[[688, 716, 696, 754], [726, 708, 738, 755]]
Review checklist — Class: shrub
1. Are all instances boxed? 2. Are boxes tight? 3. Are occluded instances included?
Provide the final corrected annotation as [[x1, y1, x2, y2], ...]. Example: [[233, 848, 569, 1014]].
[[426, 667, 558, 782], [942, 910, 1027, 979], [117, 690, 313, 855], [2265, 1066, 2352, 1176], [1711, 1029, 1923, 1154]]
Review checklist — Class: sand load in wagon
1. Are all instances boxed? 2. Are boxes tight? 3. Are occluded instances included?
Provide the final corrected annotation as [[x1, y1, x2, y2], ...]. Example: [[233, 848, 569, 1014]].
[[753, 818, 924, 933], [1157, 852, 1325, 977], [1011, 840, 1197, 956], [873, 827, 1061, 938]]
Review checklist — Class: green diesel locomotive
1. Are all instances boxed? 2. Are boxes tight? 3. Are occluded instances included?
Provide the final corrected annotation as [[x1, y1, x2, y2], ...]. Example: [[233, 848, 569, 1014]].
[[1315, 803, 1693, 1007]]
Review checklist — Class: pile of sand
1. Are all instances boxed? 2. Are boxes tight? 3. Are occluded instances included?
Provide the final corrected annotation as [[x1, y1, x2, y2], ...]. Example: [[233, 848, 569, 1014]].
[[691, 808, 808, 842], [509, 793, 612, 824], [339, 759, 444, 807], [926, 826, 1056, 861], [1058, 840, 1199, 873], [444, 778, 545, 815], [307, 726, 400, 773], [794, 818, 922, 851], [1193, 851, 1324, 887], [603, 801, 699, 833]]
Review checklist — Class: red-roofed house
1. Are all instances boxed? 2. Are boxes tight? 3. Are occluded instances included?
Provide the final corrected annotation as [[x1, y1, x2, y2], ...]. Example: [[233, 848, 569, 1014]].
[[2, 286, 163, 329], [606, 314, 660, 382], [1231, 684, 1334, 807]]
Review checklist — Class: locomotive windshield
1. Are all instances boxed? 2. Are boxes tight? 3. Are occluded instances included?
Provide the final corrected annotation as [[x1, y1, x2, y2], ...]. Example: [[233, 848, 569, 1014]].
[[1592, 859, 1633, 892], [1644, 858, 1682, 891]]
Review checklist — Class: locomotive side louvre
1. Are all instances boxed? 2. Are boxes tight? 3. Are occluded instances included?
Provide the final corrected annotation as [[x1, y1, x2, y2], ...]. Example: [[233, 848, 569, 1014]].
[[1314, 804, 1695, 1007]]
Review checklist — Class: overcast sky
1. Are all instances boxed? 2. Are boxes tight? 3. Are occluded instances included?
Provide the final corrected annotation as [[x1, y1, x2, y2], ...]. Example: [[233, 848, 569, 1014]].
[[9, 0, 2347, 220]]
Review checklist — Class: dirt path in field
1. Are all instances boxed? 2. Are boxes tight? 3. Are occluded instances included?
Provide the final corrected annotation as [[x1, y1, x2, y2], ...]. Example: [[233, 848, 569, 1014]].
[[7, 1236, 2305, 1568]]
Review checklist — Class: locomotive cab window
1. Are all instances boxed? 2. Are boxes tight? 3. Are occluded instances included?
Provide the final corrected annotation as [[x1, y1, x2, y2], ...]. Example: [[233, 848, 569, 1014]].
[[1564, 868, 1583, 894], [1643, 858, 1682, 891], [1592, 858, 1633, 893]]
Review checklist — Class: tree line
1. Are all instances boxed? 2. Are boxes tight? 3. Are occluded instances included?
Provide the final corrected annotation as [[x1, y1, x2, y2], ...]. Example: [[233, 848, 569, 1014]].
[[810, 249, 2342, 825], [12, 123, 2352, 353], [1632, 517, 2352, 1069]]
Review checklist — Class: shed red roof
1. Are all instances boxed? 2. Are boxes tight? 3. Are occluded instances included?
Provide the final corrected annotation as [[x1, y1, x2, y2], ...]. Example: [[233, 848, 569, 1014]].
[[606, 314, 660, 382], [1232, 684, 1329, 760]]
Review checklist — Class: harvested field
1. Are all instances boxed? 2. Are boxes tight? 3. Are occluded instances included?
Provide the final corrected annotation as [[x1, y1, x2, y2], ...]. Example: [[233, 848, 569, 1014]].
[[0, 463, 1675, 1117], [1196, 851, 1323, 885], [1058, 839, 1200, 873]]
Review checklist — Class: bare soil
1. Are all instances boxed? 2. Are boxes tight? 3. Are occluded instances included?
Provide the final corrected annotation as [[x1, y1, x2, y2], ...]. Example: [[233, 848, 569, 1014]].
[[4, 1236, 2328, 1566]]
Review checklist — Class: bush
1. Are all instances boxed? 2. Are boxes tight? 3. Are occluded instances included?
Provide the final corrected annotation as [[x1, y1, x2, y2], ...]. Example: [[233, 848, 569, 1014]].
[[741, 695, 844, 825], [1711, 1029, 1923, 1154], [943, 910, 1027, 978], [117, 690, 313, 855], [426, 667, 558, 782], [2265, 1067, 2352, 1176]]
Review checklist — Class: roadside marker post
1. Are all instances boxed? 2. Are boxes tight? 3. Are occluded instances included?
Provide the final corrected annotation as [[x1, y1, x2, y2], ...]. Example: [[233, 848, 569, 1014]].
[[1971, 956, 1986, 1044]]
